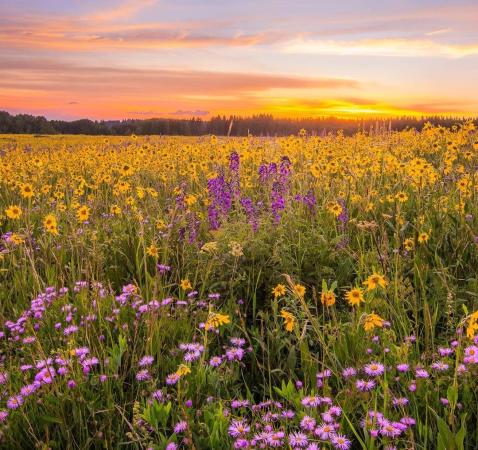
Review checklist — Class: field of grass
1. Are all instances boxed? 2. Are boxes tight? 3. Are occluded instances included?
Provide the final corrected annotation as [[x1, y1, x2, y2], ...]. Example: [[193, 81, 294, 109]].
[[1, 124, 478, 449]]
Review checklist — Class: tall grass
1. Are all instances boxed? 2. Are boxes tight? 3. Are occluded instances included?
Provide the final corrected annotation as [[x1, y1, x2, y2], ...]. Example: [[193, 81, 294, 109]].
[[0, 124, 478, 448]]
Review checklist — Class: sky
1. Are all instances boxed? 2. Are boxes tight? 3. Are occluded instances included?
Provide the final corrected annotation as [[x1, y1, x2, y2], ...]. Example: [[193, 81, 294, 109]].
[[0, 0, 477, 120]]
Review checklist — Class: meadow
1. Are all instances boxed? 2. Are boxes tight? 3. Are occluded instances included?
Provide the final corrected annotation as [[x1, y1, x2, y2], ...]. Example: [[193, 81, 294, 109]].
[[1, 124, 478, 449]]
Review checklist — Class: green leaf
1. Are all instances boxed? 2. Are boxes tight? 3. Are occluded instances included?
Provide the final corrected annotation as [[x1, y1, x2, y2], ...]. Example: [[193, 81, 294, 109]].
[[447, 384, 458, 408], [429, 407, 455, 450], [455, 414, 467, 450]]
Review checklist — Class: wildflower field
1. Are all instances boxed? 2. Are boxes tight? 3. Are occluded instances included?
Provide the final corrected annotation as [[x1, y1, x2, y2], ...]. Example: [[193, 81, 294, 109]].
[[2, 124, 478, 449]]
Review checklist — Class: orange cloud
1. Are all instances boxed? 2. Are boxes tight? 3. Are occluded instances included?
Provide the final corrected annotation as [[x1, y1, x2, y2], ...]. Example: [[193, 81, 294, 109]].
[[0, 59, 359, 93], [85, 0, 159, 23], [0, 10, 284, 51]]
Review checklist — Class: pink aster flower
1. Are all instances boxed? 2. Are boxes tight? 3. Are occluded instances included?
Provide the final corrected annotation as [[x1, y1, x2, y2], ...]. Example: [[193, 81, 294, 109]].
[[364, 362, 385, 377]]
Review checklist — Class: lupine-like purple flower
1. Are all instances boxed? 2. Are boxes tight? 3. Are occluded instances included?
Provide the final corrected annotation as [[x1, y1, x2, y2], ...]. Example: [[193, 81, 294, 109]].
[[207, 175, 232, 230], [229, 151, 240, 198], [187, 212, 200, 244], [271, 182, 285, 224], [240, 197, 258, 231]]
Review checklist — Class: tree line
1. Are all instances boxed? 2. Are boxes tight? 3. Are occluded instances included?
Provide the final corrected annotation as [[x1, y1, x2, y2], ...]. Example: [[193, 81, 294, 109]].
[[0, 110, 476, 136]]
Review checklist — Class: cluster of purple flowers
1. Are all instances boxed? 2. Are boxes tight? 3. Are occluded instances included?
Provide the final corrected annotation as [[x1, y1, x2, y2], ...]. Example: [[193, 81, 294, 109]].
[[207, 174, 232, 230], [226, 395, 351, 449], [3, 286, 68, 341]]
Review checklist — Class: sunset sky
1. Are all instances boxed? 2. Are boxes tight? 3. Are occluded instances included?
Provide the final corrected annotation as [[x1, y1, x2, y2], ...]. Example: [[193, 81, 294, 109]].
[[1, 0, 477, 120]]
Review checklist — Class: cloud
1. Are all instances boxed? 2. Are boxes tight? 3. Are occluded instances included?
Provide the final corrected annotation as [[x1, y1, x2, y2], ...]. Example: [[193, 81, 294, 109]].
[[0, 58, 359, 95], [126, 110, 161, 115], [426, 28, 452, 36], [281, 38, 478, 58], [125, 109, 209, 116], [85, 0, 159, 23], [168, 109, 209, 116], [1, 2, 476, 54], [400, 100, 477, 114], [0, 11, 284, 51]]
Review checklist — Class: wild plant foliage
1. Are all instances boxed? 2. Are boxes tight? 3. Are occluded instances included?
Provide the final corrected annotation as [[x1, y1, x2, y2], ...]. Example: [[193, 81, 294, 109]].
[[1, 123, 478, 449]]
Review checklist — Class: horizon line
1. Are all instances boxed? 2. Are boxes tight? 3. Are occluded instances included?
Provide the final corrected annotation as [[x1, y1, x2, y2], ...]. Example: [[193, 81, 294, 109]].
[[2, 109, 477, 123]]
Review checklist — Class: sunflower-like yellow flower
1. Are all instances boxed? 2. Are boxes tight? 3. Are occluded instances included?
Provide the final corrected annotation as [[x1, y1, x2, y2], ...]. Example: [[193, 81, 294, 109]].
[[146, 244, 159, 258], [76, 205, 90, 222], [205, 312, 231, 331], [43, 214, 58, 235], [175, 364, 191, 377], [20, 183, 34, 199], [345, 287, 364, 307], [180, 279, 192, 291], [418, 232, 429, 244], [363, 312, 385, 332], [5, 205, 22, 220], [280, 309, 296, 332], [326, 201, 343, 217], [272, 284, 286, 299], [363, 273, 388, 291]]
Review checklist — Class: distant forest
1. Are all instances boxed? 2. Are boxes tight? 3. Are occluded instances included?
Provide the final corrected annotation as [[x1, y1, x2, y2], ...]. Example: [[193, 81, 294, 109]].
[[0, 110, 476, 136]]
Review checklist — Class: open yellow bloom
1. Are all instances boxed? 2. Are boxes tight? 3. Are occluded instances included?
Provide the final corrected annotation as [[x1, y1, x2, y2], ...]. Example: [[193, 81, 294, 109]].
[[363, 312, 384, 332], [363, 273, 387, 291], [395, 191, 408, 203], [10, 233, 24, 245], [280, 309, 296, 332], [326, 201, 343, 217], [205, 312, 230, 331], [20, 183, 34, 198], [110, 205, 122, 215], [5, 205, 22, 220], [272, 284, 286, 299], [404, 238, 414, 251], [146, 244, 159, 258], [175, 364, 191, 377], [180, 279, 192, 291], [43, 214, 58, 235], [43, 213, 57, 228], [345, 287, 364, 307], [418, 232, 429, 244], [156, 219, 167, 230], [76, 205, 90, 222]]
